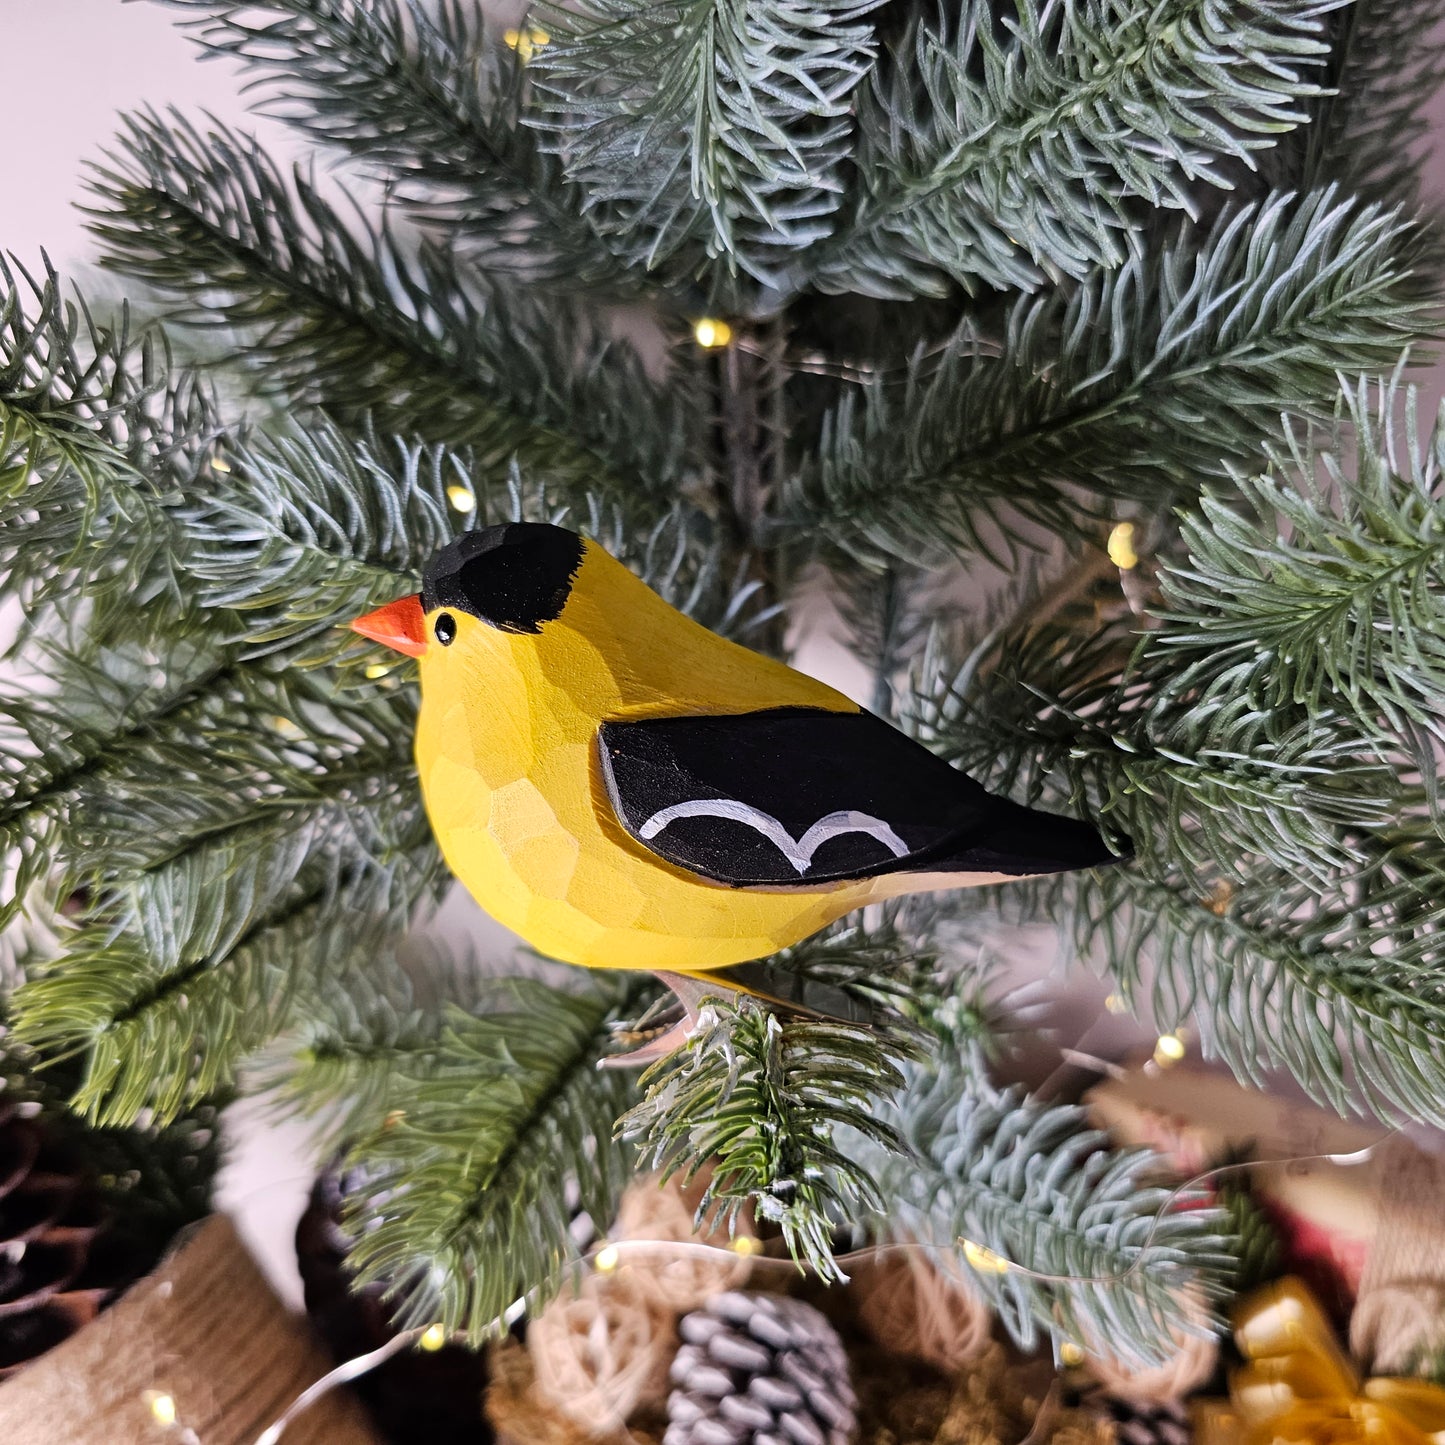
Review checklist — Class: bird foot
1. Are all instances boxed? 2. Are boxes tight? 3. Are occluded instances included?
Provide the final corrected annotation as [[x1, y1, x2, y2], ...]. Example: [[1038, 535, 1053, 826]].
[[599, 971, 729, 1069], [599, 964, 890, 1069]]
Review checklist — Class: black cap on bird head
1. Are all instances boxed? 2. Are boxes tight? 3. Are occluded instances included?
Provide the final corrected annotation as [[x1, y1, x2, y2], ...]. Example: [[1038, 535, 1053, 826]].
[[422, 523, 585, 634]]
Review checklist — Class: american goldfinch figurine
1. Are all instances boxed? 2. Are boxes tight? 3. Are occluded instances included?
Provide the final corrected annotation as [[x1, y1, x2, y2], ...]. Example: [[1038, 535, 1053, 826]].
[[353, 524, 1122, 1054]]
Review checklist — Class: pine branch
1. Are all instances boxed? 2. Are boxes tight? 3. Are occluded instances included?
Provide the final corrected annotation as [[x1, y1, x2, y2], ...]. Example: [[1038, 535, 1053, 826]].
[[530, 0, 882, 287], [0, 1027, 222, 1260], [1266, 0, 1445, 210], [86, 109, 693, 496], [911, 383, 1445, 1122], [0, 255, 223, 608], [339, 977, 647, 1339], [183, 421, 774, 665], [621, 991, 915, 1282], [787, 189, 1434, 561], [876, 1058, 1232, 1363], [816, 0, 1343, 298], [1156, 377, 1445, 754], [1069, 855, 1445, 1124], [14, 882, 355, 1124], [155, 0, 635, 289], [913, 614, 1405, 890]]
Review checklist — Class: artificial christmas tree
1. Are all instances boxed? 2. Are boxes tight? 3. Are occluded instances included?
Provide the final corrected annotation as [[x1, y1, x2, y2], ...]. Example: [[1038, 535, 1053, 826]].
[[2, 0, 1444, 1390]]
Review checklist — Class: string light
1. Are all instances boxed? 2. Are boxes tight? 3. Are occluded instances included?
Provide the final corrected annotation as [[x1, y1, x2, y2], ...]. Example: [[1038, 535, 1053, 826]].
[[446, 484, 477, 514], [594, 1243, 621, 1273], [209, 454, 232, 474], [730, 1235, 761, 1257], [1107, 521, 1139, 569], [252, 1141, 1392, 1445], [365, 662, 395, 680], [1059, 1341, 1085, 1366], [1153, 1031, 1187, 1067], [1203, 879, 1235, 916], [503, 25, 550, 61], [692, 318, 733, 350], [144, 1390, 178, 1426], [418, 1323, 448, 1352], [1103, 992, 1129, 1014], [961, 1239, 1011, 1275]]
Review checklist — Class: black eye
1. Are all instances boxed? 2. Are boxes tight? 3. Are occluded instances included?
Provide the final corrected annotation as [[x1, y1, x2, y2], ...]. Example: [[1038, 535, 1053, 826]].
[[433, 612, 457, 646]]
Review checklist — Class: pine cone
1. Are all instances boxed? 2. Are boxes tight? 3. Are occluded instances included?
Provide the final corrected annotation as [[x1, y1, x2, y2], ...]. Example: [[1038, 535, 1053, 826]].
[[296, 1160, 494, 1445], [665, 1292, 855, 1445], [1094, 1394, 1193, 1445], [0, 1102, 140, 1381]]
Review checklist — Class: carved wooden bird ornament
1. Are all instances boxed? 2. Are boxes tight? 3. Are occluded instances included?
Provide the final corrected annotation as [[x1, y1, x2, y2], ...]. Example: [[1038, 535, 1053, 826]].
[[352, 524, 1123, 1057]]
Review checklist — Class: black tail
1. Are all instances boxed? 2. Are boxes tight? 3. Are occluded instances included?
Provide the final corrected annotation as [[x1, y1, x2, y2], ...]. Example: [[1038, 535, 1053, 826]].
[[916, 798, 1128, 879]]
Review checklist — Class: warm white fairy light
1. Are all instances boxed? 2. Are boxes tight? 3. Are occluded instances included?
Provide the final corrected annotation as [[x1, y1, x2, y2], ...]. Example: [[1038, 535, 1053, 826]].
[[446, 484, 477, 514], [144, 1390, 178, 1426], [1059, 1340, 1085, 1366], [503, 25, 550, 61], [1153, 1031, 1187, 1067], [692, 318, 733, 350], [418, 1323, 448, 1352], [1107, 521, 1139, 569], [210, 454, 232, 474], [365, 662, 395, 680], [594, 1242, 621, 1273], [961, 1239, 1011, 1275], [731, 1235, 761, 1257]]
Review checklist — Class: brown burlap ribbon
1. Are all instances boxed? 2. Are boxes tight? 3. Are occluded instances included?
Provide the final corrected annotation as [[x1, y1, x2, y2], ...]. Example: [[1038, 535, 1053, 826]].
[[0, 1214, 381, 1445], [1350, 1135, 1445, 1376]]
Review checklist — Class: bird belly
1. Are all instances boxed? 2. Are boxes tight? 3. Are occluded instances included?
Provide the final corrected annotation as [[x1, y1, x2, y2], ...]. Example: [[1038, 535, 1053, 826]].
[[417, 699, 866, 971]]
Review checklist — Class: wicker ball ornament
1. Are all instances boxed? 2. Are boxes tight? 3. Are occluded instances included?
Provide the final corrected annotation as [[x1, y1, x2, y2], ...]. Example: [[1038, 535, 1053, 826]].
[[851, 1241, 992, 1377], [1080, 1292, 1218, 1408], [523, 1169, 762, 1434], [527, 1270, 675, 1433], [614, 1170, 757, 1312]]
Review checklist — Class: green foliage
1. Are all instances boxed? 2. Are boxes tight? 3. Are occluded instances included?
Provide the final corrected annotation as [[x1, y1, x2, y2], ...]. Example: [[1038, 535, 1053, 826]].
[[790, 189, 1434, 561], [916, 378, 1445, 1123], [88, 109, 694, 494], [335, 976, 646, 1339], [874, 1051, 1232, 1363], [157, 0, 633, 288], [1266, 0, 1445, 209], [621, 993, 914, 1281], [1072, 852, 1445, 1124], [0, 1026, 221, 1259], [1157, 379, 1445, 764], [818, 0, 1344, 297], [531, 0, 882, 286], [0, 256, 221, 609]]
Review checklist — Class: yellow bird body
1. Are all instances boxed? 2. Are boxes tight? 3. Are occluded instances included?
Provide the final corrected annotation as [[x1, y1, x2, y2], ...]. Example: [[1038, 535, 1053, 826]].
[[417, 543, 905, 970], [351, 523, 1117, 983]]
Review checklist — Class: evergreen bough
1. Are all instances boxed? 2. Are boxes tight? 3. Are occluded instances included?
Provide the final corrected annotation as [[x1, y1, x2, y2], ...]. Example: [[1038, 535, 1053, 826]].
[[2, 0, 1441, 1365]]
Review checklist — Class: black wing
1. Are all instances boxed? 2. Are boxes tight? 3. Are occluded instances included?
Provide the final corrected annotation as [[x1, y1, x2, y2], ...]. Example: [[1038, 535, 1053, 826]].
[[597, 706, 1117, 888]]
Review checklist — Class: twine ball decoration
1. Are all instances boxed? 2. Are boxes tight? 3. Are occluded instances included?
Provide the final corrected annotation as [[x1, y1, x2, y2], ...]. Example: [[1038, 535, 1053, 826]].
[[527, 1270, 675, 1432], [614, 1170, 756, 1312], [1081, 1292, 1218, 1407], [852, 1240, 993, 1377]]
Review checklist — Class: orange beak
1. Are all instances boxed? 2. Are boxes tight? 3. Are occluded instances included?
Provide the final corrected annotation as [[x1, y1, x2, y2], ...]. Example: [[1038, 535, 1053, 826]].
[[351, 594, 427, 657]]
